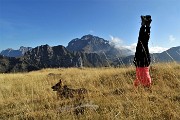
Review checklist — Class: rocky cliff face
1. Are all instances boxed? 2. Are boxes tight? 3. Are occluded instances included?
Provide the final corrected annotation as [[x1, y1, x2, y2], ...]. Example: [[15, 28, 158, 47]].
[[23, 45, 109, 70], [23, 44, 75, 68], [19, 46, 32, 55], [0, 44, 109, 73]]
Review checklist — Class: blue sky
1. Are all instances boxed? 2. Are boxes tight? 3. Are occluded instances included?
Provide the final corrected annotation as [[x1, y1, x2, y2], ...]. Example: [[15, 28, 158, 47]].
[[0, 0, 180, 53]]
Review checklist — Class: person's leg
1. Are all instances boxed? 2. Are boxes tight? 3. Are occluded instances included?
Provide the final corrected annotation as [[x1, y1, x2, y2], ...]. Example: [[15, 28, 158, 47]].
[[134, 25, 147, 67], [134, 15, 152, 87], [142, 26, 151, 67], [134, 26, 151, 67]]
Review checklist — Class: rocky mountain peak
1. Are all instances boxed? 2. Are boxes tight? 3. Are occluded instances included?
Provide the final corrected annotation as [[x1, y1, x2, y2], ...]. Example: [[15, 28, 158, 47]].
[[81, 34, 93, 40], [67, 34, 133, 59], [6, 48, 14, 51], [81, 34, 108, 43], [67, 34, 110, 53], [19, 46, 32, 54]]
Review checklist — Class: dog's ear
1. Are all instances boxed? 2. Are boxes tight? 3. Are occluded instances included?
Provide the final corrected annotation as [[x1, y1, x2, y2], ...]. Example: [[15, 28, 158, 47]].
[[59, 79, 62, 86]]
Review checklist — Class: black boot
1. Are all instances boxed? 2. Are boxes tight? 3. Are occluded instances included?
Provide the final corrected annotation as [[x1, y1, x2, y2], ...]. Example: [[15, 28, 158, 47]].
[[146, 15, 152, 27], [141, 15, 152, 27]]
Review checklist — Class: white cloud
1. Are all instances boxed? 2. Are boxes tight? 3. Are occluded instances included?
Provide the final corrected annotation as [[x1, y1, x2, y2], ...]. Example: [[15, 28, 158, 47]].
[[169, 35, 176, 43], [149, 46, 168, 53], [109, 35, 123, 49], [123, 44, 168, 53], [124, 45, 168, 53], [89, 30, 94, 33], [109, 35, 137, 53], [123, 43, 137, 52], [109, 35, 169, 53]]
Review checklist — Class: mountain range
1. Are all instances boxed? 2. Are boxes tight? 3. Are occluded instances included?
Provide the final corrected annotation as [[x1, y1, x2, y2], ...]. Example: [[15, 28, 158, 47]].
[[0, 34, 179, 73], [0, 46, 32, 57]]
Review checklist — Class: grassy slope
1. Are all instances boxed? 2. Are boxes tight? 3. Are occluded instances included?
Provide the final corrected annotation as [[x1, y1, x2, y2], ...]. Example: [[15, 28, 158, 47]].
[[0, 63, 180, 120]]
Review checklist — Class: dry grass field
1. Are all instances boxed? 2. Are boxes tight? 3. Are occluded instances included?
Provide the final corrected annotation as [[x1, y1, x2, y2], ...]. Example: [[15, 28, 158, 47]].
[[0, 63, 180, 120]]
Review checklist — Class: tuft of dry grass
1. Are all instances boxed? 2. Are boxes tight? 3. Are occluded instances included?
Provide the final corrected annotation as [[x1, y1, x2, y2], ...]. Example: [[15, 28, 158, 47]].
[[0, 62, 180, 120]]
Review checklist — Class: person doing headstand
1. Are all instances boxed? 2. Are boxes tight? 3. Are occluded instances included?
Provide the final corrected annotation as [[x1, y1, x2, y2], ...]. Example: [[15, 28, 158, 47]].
[[133, 15, 152, 87]]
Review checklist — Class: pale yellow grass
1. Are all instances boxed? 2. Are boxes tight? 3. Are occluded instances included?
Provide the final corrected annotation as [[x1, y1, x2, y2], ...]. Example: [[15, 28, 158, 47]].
[[0, 63, 180, 120]]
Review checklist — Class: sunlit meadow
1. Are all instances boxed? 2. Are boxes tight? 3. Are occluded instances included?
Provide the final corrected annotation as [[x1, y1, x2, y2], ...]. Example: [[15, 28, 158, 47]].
[[0, 63, 180, 120]]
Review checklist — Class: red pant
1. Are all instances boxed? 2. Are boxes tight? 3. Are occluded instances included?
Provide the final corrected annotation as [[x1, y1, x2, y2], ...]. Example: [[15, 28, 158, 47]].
[[134, 67, 151, 87]]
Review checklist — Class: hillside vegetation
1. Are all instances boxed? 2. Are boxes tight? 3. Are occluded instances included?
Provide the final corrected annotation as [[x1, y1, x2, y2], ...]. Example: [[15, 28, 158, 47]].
[[0, 63, 180, 120]]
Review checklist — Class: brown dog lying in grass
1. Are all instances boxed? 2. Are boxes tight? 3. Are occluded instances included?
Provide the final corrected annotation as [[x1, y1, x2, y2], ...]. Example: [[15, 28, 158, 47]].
[[52, 79, 88, 99]]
